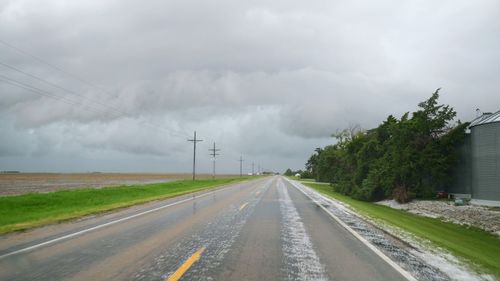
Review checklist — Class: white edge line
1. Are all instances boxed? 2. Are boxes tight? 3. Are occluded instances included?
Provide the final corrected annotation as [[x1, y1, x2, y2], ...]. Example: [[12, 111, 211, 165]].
[[0, 183, 241, 260], [284, 178, 418, 281]]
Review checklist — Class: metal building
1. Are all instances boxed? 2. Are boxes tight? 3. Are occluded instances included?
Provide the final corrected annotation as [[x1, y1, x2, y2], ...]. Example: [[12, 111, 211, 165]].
[[449, 110, 500, 206]]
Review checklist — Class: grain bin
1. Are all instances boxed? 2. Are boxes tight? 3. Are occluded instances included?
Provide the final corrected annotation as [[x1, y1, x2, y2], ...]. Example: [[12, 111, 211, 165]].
[[469, 111, 500, 206]]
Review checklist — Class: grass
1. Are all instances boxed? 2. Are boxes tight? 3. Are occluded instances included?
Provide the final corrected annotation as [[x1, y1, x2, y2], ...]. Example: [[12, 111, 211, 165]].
[[285, 176, 317, 182], [298, 178, 316, 182], [304, 182, 500, 277], [0, 177, 253, 234]]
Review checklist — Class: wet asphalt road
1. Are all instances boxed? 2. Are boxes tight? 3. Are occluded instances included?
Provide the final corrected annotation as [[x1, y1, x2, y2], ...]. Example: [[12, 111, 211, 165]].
[[0, 176, 409, 281]]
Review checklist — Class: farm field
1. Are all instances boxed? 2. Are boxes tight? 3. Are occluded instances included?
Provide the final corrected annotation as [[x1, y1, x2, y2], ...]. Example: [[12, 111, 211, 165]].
[[0, 177, 252, 234], [0, 173, 236, 196]]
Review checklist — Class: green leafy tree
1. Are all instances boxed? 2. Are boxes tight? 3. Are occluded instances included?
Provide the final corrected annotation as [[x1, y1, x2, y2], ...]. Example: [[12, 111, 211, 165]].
[[304, 89, 468, 202]]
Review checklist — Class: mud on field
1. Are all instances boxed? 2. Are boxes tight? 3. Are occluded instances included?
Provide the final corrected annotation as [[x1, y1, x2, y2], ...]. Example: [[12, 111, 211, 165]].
[[0, 173, 234, 196]]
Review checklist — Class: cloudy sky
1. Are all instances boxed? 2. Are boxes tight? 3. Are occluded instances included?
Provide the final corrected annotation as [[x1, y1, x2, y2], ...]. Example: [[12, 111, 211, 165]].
[[0, 0, 499, 174]]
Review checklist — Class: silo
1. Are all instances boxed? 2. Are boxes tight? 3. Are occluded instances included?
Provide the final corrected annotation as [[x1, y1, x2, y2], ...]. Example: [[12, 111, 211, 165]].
[[448, 134, 471, 197], [470, 110, 500, 205]]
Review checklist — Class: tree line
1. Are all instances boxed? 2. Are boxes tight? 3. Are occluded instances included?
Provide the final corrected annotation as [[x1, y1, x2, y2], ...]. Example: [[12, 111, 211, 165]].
[[304, 89, 468, 202]]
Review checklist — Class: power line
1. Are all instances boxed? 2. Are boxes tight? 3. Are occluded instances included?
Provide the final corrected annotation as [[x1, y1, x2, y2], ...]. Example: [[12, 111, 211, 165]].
[[0, 75, 107, 116], [0, 60, 127, 117], [187, 131, 203, 181], [238, 155, 244, 177], [0, 39, 133, 115], [0, 61, 189, 138], [0, 39, 111, 97], [0, 74, 190, 138], [0, 74, 147, 129], [208, 142, 220, 180], [0, 39, 191, 138]]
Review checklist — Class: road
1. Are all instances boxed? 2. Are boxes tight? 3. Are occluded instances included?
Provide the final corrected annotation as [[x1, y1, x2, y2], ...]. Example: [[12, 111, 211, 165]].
[[0, 176, 411, 281]]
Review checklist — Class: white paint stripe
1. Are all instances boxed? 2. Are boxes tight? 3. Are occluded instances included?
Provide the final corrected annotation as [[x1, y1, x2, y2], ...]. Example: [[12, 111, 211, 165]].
[[284, 178, 418, 281], [0, 180, 265, 260]]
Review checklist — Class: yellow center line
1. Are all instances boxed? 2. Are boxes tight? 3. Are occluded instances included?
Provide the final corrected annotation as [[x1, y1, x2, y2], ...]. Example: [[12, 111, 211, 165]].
[[166, 246, 206, 281], [239, 202, 249, 211]]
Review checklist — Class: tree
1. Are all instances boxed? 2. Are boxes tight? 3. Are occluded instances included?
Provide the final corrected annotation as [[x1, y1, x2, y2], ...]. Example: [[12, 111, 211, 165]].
[[306, 147, 323, 180], [304, 89, 468, 202]]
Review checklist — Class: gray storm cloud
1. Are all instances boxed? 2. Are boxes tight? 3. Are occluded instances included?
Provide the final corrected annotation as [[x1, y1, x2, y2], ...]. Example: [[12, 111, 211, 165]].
[[0, 0, 499, 172]]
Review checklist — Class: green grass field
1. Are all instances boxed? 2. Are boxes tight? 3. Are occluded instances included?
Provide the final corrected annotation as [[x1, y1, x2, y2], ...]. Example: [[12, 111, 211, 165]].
[[304, 182, 500, 277], [0, 177, 252, 234]]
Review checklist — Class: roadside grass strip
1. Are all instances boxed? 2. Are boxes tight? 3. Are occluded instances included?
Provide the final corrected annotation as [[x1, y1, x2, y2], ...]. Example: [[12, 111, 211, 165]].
[[0, 177, 252, 234], [304, 182, 500, 278]]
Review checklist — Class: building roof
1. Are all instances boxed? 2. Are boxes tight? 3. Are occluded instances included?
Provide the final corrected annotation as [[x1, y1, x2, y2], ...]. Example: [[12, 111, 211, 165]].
[[469, 110, 500, 128]]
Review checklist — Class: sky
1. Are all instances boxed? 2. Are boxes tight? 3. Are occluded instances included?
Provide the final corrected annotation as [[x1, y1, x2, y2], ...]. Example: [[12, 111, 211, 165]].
[[0, 0, 499, 174]]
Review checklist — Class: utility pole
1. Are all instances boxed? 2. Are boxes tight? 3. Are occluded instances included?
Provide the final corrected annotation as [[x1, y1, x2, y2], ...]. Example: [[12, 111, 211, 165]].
[[239, 155, 244, 177], [208, 142, 220, 180], [187, 131, 203, 181], [252, 162, 255, 175]]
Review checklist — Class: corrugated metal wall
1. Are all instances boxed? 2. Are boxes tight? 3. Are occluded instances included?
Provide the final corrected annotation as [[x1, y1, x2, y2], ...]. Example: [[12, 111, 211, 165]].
[[471, 122, 500, 201], [448, 134, 471, 195]]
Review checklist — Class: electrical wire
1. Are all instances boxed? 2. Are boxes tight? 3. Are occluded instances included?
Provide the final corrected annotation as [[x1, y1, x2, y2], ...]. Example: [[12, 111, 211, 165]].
[[0, 39, 110, 95], [0, 40, 191, 138], [0, 74, 188, 137], [0, 75, 109, 116]]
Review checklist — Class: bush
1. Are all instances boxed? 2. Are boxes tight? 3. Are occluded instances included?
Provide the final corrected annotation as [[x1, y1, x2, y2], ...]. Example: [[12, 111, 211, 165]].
[[300, 170, 313, 179], [392, 185, 415, 203], [334, 180, 356, 195], [352, 187, 371, 201]]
